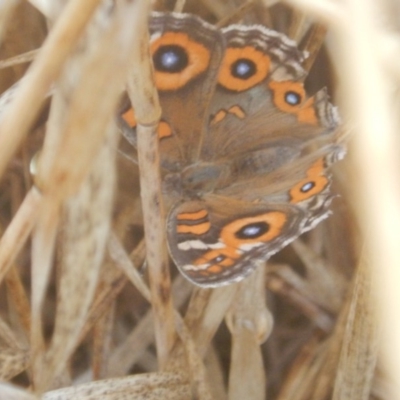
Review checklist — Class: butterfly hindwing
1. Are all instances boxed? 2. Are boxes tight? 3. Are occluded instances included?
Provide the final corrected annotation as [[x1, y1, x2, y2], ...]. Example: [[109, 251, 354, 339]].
[[167, 196, 307, 287], [166, 142, 345, 288]]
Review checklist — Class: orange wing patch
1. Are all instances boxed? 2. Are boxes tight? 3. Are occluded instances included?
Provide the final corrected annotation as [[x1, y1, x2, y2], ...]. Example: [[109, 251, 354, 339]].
[[210, 110, 227, 125], [122, 108, 136, 128], [176, 222, 211, 235], [228, 105, 245, 119], [290, 158, 329, 203], [268, 81, 317, 125], [158, 121, 173, 139], [176, 209, 211, 236], [177, 209, 208, 220], [121, 107, 173, 140], [210, 105, 246, 125]]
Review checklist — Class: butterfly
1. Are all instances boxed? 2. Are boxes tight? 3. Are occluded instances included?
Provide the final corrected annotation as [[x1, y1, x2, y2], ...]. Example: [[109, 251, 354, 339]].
[[119, 12, 345, 287]]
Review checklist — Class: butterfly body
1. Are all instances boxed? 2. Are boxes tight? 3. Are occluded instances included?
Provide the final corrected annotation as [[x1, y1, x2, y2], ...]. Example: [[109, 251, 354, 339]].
[[121, 12, 345, 287]]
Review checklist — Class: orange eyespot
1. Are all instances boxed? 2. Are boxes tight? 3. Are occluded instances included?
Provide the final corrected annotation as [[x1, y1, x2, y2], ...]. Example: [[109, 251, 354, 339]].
[[188, 211, 287, 275], [151, 32, 211, 91], [196, 247, 237, 265], [290, 159, 329, 203], [218, 46, 271, 91], [268, 81, 318, 125], [221, 211, 287, 247]]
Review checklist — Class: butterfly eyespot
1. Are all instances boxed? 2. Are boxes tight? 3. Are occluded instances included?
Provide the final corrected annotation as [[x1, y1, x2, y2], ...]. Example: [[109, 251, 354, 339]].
[[150, 32, 210, 90], [218, 46, 271, 91], [290, 159, 329, 203], [300, 181, 315, 193], [153, 45, 188, 73], [284, 91, 302, 106], [220, 212, 287, 247], [211, 254, 226, 263], [235, 221, 270, 239], [231, 58, 257, 80], [268, 81, 317, 125]]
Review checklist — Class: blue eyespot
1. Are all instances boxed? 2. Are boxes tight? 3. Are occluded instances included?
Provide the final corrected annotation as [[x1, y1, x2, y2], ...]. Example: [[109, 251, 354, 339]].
[[231, 58, 256, 80], [211, 255, 226, 264], [285, 91, 302, 105], [153, 45, 188, 73], [235, 221, 269, 239], [301, 181, 315, 193]]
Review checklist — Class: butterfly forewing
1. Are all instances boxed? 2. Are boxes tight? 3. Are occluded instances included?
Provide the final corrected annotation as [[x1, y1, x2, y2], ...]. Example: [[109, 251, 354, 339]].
[[149, 13, 225, 170]]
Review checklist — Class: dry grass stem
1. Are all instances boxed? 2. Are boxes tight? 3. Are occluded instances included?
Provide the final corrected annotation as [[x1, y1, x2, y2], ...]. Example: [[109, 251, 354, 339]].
[[0, 49, 39, 70], [185, 285, 238, 356], [332, 253, 379, 399], [173, 314, 214, 399], [300, 24, 328, 73], [283, 0, 344, 24], [216, 1, 257, 27], [0, 187, 41, 284], [0, 0, 20, 43], [173, 0, 187, 13], [92, 303, 114, 380], [266, 268, 334, 331], [127, 0, 175, 369], [26, 0, 53, 18], [287, 9, 308, 41], [227, 264, 270, 400], [0, 382, 38, 400], [4, 265, 31, 335], [328, 1, 400, 395], [200, 0, 237, 20], [105, 275, 192, 378], [107, 234, 151, 302], [0, 0, 101, 179]]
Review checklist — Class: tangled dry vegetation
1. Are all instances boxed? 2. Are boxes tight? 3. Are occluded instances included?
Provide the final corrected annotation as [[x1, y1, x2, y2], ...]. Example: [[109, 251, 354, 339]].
[[0, 0, 399, 399]]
